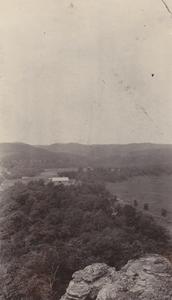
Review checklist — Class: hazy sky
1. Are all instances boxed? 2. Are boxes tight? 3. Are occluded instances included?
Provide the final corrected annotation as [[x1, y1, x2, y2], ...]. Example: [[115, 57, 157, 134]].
[[0, 0, 172, 145]]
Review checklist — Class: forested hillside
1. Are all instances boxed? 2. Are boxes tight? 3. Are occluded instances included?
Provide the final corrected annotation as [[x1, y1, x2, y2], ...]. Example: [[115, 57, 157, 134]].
[[40, 143, 172, 168], [1, 142, 172, 182], [1, 143, 172, 179], [0, 143, 87, 178], [0, 181, 170, 299]]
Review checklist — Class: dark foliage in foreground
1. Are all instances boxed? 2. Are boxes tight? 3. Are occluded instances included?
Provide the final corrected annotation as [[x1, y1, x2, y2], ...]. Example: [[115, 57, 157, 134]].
[[0, 181, 170, 299]]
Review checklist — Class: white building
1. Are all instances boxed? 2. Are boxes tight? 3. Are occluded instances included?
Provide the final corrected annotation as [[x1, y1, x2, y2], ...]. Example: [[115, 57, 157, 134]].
[[49, 177, 70, 186]]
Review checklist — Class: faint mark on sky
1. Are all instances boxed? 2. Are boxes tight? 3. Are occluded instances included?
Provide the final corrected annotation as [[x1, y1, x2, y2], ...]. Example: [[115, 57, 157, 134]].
[[86, 76, 106, 144], [135, 104, 152, 122], [113, 71, 164, 137], [86, 99, 94, 145], [160, 0, 172, 16]]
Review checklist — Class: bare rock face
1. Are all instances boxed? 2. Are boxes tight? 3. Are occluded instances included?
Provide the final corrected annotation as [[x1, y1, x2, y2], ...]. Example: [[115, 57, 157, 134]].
[[61, 263, 117, 300], [60, 255, 172, 300], [97, 255, 172, 300]]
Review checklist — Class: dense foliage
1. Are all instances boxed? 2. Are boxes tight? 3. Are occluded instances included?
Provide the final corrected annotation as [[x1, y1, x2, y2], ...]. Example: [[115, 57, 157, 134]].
[[0, 181, 170, 300]]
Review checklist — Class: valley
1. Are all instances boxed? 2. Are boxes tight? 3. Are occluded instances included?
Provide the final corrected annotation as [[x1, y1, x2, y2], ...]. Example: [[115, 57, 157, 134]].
[[0, 142, 172, 299]]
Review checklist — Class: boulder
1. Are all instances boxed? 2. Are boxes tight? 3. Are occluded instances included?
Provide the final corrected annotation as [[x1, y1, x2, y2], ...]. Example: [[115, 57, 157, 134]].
[[61, 263, 117, 300], [61, 255, 172, 300], [73, 263, 111, 283], [97, 255, 172, 300]]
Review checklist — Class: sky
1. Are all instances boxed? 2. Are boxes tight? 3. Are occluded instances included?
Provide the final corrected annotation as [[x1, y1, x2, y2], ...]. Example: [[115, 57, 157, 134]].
[[0, 0, 172, 145]]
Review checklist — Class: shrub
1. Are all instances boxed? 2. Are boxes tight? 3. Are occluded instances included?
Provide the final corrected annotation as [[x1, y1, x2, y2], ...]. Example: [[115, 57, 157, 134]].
[[143, 203, 149, 211]]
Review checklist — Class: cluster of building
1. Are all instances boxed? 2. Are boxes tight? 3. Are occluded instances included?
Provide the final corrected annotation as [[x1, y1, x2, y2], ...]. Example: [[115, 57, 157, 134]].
[[21, 175, 78, 186], [0, 168, 81, 192]]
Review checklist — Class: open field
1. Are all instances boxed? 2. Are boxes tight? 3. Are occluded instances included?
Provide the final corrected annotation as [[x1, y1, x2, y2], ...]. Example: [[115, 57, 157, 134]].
[[106, 174, 172, 231]]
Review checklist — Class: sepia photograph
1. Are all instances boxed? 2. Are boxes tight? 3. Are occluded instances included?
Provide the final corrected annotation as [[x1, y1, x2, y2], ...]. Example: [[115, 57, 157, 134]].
[[0, 0, 172, 299]]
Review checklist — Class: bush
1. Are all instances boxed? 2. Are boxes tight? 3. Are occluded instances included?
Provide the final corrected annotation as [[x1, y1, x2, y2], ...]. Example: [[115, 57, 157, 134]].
[[143, 203, 149, 211], [133, 200, 138, 207], [161, 208, 167, 217]]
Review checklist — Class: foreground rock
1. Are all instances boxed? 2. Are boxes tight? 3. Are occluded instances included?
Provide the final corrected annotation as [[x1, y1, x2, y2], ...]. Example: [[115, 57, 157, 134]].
[[61, 255, 172, 300], [61, 263, 117, 300]]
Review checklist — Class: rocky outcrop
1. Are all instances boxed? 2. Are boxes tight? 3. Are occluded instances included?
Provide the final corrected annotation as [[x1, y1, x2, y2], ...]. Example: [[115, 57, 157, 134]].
[[97, 255, 172, 300], [61, 263, 117, 300], [61, 255, 172, 300]]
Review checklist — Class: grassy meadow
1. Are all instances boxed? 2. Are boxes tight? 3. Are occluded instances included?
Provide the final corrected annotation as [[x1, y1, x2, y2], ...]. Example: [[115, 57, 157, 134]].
[[107, 174, 172, 229]]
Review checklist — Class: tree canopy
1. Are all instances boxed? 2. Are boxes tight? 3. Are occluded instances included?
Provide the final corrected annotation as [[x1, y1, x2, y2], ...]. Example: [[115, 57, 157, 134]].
[[0, 181, 170, 299]]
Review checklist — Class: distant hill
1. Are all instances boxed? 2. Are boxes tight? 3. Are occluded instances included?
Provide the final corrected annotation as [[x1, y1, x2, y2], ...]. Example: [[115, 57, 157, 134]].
[[0, 143, 87, 178], [1, 143, 172, 173], [39, 143, 172, 168], [38, 143, 91, 157], [0, 142, 84, 164], [0, 143, 57, 160]]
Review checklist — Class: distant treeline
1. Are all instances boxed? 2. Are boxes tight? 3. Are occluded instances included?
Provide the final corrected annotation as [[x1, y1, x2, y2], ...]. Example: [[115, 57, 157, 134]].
[[3, 159, 172, 181], [64, 165, 172, 183], [2, 142, 172, 180], [0, 181, 170, 300]]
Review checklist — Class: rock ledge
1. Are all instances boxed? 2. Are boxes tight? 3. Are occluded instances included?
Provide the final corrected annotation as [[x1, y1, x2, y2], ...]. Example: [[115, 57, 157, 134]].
[[61, 255, 172, 300]]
